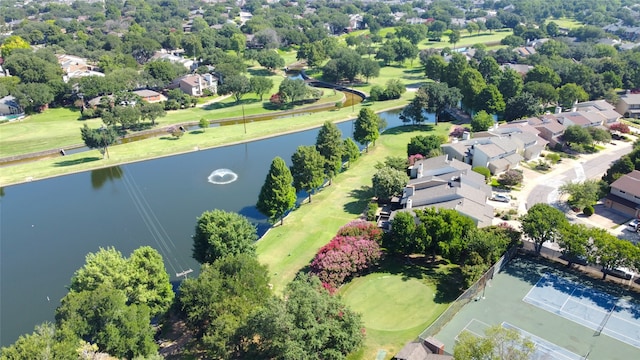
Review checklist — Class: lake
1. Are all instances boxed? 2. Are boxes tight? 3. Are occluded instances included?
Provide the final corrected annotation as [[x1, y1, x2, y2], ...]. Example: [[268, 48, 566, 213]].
[[0, 109, 411, 345]]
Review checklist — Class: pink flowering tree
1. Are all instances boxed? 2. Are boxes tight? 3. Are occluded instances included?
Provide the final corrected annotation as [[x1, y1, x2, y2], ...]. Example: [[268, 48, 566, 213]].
[[408, 153, 425, 166], [336, 220, 383, 244], [310, 235, 381, 291]]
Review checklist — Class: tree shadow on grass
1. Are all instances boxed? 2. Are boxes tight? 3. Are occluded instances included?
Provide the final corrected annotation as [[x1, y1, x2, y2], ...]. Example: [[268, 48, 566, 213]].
[[203, 98, 259, 111], [160, 136, 181, 140], [189, 130, 205, 135], [343, 186, 374, 215], [54, 157, 101, 167], [248, 68, 274, 77], [375, 255, 464, 304]]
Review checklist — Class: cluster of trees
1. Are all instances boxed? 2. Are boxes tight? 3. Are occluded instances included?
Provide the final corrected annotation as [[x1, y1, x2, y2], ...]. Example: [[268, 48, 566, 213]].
[[310, 220, 383, 291], [269, 78, 319, 106], [562, 125, 612, 153], [257, 113, 380, 224], [0, 246, 174, 359], [183, 209, 365, 358], [386, 208, 520, 285], [520, 203, 640, 278], [602, 139, 640, 184]]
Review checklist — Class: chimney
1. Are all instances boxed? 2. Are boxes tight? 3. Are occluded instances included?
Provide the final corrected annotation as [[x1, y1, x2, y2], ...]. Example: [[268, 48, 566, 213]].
[[555, 106, 562, 114], [571, 100, 578, 113], [418, 162, 424, 178], [462, 131, 470, 140], [406, 198, 413, 209], [405, 185, 415, 197], [197, 76, 203, 96]]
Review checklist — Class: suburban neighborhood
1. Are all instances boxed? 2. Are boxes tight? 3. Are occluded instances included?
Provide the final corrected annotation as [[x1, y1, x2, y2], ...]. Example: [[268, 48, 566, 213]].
[[2, 0, 640, 359]]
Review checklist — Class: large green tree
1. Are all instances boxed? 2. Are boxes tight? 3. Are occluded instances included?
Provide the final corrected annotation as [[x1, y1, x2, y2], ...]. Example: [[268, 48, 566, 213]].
[[471, 110, 494, 132], [315, 121, 344, 184], [290, 145, 326, 203], [558, 223, 592, 267], [237, 274, 364, 359], [459, 68, 486, 109], [404, 82, 462, 124], [218, 74, 251, 103], [278, 78, 308, 104], [257, 157, 297, 225], [0, 322, 78, 360], [178, 254, 270, 358], [354, 108, 380, 151], [454, 325, 535, 360], [69, 246, 173, 317], [559, 179, 605, 210], [372, 167, 408, 201], [558, 83, 589, 109], [80, 124, 118, 159], [192, 209, 257, 264], [55, 283, 157, 358], [520, 203, 568, 254], [249, 76, 274, 101], [475, 84, 505, 115]]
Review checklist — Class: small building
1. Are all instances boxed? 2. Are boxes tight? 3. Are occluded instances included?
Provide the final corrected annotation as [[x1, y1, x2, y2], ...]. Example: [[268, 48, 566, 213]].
[[616, 92, 640, 118], [173, 73, 218, 97], [605, 170, 640, 218], [131, 89, 167, 103], [441, 135, 529, 175], [57, 54, 104, 83], [0, 95, 25, 121]]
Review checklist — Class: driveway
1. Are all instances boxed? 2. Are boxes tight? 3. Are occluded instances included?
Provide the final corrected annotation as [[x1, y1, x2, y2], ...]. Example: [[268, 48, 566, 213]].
[[517, 139, 635, 215]]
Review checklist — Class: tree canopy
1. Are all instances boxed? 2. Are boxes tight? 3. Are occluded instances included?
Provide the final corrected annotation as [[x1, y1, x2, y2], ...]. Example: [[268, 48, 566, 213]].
[[256, 157, 297, 225], [237, 274, 365, 359], [354, 108, 380, 151], [192, 209, 258, 264], [520, 203, 568, 253], [290, 145, 326, 202]]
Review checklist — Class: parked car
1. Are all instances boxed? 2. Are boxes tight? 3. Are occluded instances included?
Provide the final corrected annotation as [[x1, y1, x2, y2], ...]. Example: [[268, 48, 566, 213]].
[[559, 254, 588, 266], [491, 194, 511, 203], [627, 219, 639, 231], [603, 267, 634, 280]]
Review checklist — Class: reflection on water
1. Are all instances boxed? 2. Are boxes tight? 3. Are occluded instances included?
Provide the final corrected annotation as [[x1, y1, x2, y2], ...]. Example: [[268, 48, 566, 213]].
[[90, 166, 123, 190]]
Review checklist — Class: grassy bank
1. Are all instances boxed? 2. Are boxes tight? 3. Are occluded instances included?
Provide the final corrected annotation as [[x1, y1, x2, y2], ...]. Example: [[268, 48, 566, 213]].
[[256, 124, 455, 359], [0, 94, 414, 187]]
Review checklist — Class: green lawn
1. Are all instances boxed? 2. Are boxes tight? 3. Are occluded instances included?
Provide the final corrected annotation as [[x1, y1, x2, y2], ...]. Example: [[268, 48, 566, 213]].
[[549, 17, 583, 30], [255, 124, 456, 359]]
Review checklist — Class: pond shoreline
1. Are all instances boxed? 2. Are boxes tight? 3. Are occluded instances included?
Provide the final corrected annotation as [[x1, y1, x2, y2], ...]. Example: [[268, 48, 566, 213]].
[[2, 103, 407, 188]]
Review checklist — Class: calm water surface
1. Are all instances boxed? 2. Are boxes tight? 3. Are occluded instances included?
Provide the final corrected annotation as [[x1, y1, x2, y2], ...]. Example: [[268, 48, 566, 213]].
[[0, 110, 410, 345]]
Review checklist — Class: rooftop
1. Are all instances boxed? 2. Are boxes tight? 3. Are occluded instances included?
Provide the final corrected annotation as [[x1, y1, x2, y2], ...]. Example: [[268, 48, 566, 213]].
[[611, 170, 640, 198]]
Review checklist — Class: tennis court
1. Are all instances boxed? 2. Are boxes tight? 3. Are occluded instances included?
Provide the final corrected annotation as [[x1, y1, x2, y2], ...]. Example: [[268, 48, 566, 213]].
[[430, 256, 640, 359], [523, 273, 640, 349], [456, 319, 583, 360]]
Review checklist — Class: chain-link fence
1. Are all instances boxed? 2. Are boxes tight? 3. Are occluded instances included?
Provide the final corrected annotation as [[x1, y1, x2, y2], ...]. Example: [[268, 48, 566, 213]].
[[418, 245, 519, 340]]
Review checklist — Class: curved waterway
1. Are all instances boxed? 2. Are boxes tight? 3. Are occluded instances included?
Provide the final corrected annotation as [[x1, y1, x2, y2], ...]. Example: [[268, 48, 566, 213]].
[[0, 109, 411, 346]]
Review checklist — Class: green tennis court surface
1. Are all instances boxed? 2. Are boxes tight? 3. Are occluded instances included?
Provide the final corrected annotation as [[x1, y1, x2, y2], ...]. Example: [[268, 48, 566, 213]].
[[432, 256, 640, 359]]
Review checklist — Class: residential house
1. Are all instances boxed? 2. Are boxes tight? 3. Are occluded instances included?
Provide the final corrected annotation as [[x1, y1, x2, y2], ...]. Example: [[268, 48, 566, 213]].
[[57, 54, 104, 83], [616, 92, 640, 118], [604, 170, 640, 218], [347, 14, 365, 31], [150, 50, 196, 71], [175, 73, 218, 97], [574, 99, 621, 124], [555, 111, 604, 128], [514, 46, 536, 57], [441, 136, 525, 175], [0, 95, 24, 121], [527, 115, 567, 148], [132, 89, 167, 103], [500, 63, 533, 76], [388, 155, 495, 228]]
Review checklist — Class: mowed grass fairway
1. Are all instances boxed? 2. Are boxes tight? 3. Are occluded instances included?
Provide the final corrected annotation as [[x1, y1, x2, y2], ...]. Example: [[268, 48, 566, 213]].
[[341, 272, 450, 360]]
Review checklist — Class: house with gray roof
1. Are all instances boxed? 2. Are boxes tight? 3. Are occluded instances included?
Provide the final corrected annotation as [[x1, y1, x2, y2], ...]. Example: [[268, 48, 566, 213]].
[[389, 155, 494, 228], [441, 135, 526, 175]]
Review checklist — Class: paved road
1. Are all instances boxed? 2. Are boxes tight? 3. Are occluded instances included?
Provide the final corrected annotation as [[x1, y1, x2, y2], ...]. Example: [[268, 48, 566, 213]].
[[525, 142, 634, 210]]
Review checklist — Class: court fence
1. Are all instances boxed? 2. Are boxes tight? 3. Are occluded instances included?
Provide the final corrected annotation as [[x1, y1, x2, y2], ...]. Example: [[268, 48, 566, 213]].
[[418, 244, 519, 340]]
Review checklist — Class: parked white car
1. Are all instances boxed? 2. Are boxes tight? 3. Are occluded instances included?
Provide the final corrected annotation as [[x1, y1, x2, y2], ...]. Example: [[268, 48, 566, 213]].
[[491, 194, 511, 203], [628, 219, 639, 231]]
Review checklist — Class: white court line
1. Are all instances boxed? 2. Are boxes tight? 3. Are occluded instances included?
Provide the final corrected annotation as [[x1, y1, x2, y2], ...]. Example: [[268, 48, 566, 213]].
[[522, 273, 548, 300], [559, 285, 578, 311]]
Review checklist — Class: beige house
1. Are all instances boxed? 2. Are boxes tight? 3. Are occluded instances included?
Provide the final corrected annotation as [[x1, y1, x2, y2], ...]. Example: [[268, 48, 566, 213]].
[[605, 170, 640, 218], [616, 93, 640, 118], [176, 74, 217, 97]]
